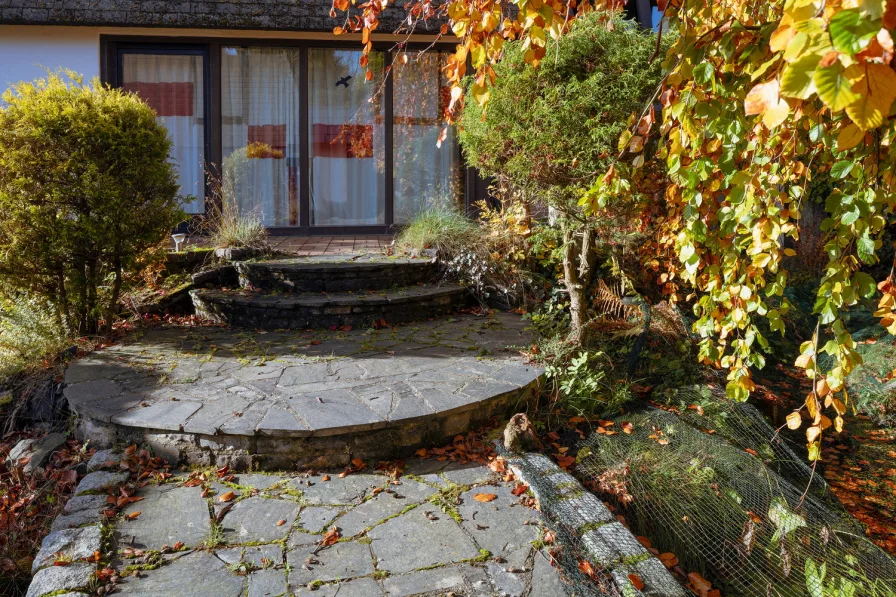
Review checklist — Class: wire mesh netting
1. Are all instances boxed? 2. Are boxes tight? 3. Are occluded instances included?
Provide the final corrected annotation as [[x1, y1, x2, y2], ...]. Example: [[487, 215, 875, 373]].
[[574, 387, 896, 597]]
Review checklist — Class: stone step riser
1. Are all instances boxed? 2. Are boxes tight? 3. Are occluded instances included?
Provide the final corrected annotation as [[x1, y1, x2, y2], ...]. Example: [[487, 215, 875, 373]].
[[75, 383, 537, 471], [235, 260, 438, 293], [190, 287, 468, 330]]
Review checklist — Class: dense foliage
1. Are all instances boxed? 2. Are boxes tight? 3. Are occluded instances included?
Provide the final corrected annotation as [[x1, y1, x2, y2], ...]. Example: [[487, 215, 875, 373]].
[[459, 11, 663, 198], [0, 72, 184, 335]]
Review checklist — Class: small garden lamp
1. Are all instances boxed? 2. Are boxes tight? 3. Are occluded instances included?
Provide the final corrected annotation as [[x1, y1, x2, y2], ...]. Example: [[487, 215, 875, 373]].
[[172, 233, 187, 252]]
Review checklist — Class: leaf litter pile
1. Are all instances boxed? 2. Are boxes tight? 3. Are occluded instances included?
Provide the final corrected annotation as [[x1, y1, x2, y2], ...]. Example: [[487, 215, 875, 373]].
[[0, 433, 93, 595], [560, 387, 896, 597]]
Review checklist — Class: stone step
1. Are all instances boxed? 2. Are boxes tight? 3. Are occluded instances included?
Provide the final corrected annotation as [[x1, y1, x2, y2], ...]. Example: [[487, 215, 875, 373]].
[[190, 284, 468, 330], [235, 255, 438, 293]]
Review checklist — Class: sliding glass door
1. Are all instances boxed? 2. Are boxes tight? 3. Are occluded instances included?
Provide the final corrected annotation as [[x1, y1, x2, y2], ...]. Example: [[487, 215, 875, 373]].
[[308, 48, 386, 227], [392, 51, 463, 224], [221, 46, 302, 227], [109, 39, 466, 232], [120, 51, 206, 214]]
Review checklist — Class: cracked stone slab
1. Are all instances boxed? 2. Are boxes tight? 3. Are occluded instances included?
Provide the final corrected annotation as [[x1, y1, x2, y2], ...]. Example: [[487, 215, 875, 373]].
[[248, 568, 287, 597], [75, 471, 129, 495], [331, 489, 427, 537], [113, 551, 246, 597], [27, 563, 94, 597], [32, 525, 102, 572], [368, 505, 480, 574], [286, 539, 375, 586], [382, 566, 470, 597], [116, 485, 211, 550], [216, 544, 282, 567], [292, 577, 384, 596], [298, 506, 344, 533], [288, 474, 386, 506], [220, 497, 299, 544], [458, 485, 540, 556]]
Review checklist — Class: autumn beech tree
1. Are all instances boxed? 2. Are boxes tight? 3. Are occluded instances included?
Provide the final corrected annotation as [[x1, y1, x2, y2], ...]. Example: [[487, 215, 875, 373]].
[[334, 0, 896, 457]]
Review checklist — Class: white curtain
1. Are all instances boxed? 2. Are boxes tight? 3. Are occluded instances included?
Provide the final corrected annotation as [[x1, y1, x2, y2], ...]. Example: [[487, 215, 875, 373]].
[[121, 54, 205, 214], [308, 48, 385, 226], [221, 47, 301, 227], [392, 51, 462, 224]]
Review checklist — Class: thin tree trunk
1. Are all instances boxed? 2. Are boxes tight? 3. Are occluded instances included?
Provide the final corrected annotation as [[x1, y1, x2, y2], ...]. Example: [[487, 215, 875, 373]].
[[562, 222, 598, 346]]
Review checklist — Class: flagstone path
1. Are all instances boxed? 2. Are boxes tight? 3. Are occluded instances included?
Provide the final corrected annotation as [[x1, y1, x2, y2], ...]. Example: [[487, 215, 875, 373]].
[[102, 458, 569, 597]]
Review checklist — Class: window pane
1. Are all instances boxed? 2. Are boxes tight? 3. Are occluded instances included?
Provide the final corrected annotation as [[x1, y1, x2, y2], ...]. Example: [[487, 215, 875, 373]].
[[122, 53, 205, 214], [392, 51, 463, 225], [308, 48, 385, 226], [221, 47, 301, 227]]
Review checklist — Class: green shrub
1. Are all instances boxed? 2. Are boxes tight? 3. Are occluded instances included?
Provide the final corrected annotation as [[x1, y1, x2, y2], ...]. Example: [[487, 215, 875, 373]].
[[0, 71, 185, 334], [0, 295, 71, 379], [459, 11, 664, 200]]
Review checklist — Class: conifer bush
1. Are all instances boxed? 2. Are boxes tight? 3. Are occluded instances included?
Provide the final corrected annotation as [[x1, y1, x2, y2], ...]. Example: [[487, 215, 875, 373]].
[[0, 71, 185, 335]]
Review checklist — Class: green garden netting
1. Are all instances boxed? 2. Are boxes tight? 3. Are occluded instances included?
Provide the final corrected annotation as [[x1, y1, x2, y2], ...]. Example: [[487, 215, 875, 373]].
[[574, 388, 896, 597]]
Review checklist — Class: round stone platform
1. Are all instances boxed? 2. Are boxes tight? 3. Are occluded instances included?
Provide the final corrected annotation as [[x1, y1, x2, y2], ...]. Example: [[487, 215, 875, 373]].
[[66, 313, 542, 469]]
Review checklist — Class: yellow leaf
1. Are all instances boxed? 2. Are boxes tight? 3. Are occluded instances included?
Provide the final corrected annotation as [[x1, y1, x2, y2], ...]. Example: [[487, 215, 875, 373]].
[[786, 411, 802, 430], [836, 123, 864, 151], [770, 23, 797, 53], [763, 98, 791, 128], [806, 425, 821, 443], [745, 80, 780, 116], [834, 415, 844, 433], [783, 248, 797, 256]]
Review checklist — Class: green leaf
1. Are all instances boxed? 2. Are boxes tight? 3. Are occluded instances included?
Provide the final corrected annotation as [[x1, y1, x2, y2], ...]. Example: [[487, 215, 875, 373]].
[[693, 62, 715, 85], [854, 271, 877, 296], [829, 8, 879, 55], [830, 160, 854, 179], [780, 54, 819, 100], [814, 63, 860, 111], [857, 233, 878, 264], [841, 206, 860, 225]]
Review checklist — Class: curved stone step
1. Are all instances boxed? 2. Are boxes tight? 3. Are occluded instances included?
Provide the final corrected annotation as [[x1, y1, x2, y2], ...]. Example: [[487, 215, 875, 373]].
[[235, 254, 438, 292], [191, 284, 468, 330], [65, 314, 544, 470]]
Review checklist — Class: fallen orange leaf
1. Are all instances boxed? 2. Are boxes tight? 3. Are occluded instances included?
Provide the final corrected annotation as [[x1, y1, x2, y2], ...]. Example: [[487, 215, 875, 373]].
[[659, 552, 678, 567], [125, 511, 141, 520], [474, 493, 498, 503], [218, 491, 236, 502], [628, 574, 645, 590]]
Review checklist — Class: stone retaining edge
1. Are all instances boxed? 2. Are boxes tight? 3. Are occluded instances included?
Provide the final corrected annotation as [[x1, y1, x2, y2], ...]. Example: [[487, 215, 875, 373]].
[[24, 453, 124, 597], [497, 447, 687, 597]]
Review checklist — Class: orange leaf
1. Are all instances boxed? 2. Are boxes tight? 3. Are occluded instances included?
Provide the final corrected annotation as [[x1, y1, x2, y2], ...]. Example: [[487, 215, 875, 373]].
[[628, 574, 645, 590], [637, 535, 652, 548], [173, 542, 184, 550], [659, 552, 679, 567], [218, 491, 236, 502], [511, 483, 529, 496], [688, 572, 713, 597], [415, 448, 427, 458], [351, 458, 365, 469], [578, 559, 596, 578], [745, 79, 780, 116], [474, 493, 498, 503], [320, 526, 340, 547], [125, 511, 141, 521], [322, 475, 331, 482], [745, 448, 759, 457]]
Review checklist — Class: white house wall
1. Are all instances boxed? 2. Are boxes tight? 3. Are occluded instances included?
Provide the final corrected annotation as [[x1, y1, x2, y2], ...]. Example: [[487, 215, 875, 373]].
[[0, 26, 100, 92]]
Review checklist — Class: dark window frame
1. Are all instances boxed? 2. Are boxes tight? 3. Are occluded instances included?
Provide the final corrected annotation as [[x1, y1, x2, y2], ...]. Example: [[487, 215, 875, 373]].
[[101, 35, 468, 236]]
